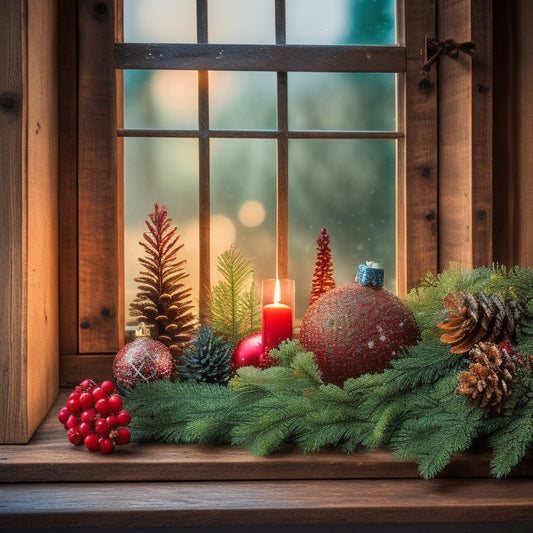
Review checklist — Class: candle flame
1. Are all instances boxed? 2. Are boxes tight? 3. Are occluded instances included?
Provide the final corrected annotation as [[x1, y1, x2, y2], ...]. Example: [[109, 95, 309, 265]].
[[274, 279, 281, 305]]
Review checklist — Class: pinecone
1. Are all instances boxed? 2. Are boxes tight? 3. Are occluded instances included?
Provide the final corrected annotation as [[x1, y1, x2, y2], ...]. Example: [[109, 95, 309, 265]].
[[437, 291, 518, 353], [457, 342, 519, 413], [177, 325, 233, 384], [129, 203, 196, 358]]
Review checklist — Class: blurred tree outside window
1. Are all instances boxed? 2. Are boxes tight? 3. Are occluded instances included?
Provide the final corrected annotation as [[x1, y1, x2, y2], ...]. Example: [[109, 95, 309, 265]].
[[122, 0, 397, 324]]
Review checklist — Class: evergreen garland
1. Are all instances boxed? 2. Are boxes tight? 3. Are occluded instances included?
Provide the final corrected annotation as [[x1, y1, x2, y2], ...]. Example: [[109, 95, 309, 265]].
[[123, 264, 533, 478]]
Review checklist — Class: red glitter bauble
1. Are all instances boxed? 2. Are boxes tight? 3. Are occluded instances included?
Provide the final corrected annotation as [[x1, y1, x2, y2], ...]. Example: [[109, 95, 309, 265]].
[[231, 332, 264, 370], [112, 338, 175, 388], [299, 282, 419, 386]]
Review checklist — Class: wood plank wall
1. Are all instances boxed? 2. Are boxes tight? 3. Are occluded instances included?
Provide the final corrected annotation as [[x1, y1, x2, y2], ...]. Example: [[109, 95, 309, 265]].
[[0, 0, 59, 443], [493, 0, 533, 268], [437, 0, 493, 271]]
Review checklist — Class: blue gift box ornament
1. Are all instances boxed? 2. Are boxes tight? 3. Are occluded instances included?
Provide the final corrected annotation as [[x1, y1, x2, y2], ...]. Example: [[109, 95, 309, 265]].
[[356, 261, 384, 288]]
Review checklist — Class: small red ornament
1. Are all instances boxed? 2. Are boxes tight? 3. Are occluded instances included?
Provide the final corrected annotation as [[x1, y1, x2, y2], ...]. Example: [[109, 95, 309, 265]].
[[231, 332, 264, 369], [113, 337, 175, 388], [300, 280, 419, 386]]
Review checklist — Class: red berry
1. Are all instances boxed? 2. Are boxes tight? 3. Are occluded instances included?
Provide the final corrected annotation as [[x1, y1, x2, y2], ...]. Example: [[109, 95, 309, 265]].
[[117, 410, 131, 426], [84, 433, 100, 451], [79, 392, 93, 409], [58, 407, 71, 424], [116, 428, 130, 445], [80, 408, 97, 424], [68, 390, 81, 401], [66, 397, 82, 414], [91, 387, 106, 401], [67, 427, 82, 445], [78, 422, 93, 438], [106, 415, 118, 428], [100, 380, 115, 395], [94, 418, 109, 435], [107, 395, 123, 412], [95, 398, 111, 415], [80, 378, 96, 390], [99, 438, 114, 454], [65, 414, 79, 429]]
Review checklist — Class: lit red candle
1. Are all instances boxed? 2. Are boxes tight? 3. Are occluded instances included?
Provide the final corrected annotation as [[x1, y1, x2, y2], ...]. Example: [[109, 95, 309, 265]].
[[262, 279, 293, 353]]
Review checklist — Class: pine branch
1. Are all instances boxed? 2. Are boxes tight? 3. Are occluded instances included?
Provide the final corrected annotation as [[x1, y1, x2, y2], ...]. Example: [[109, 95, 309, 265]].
[[210, 246, 261, 345]]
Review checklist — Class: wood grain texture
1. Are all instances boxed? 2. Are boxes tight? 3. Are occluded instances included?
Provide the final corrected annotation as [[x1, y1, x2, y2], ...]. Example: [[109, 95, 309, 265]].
[[78, 0, 124, 353], [58, 0, 79, 355], [437, 0, 493, 270], [115, 43, 407, 73], [2, 478, 533, 528], [396, 0, 438, 296], [26, 0, 60, 440], [514, 0, 533, 267], [0, 0, 27, 443]]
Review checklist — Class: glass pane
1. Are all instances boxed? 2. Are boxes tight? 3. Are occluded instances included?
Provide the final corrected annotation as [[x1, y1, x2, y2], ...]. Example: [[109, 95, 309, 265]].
[[124, 138, 199, 330], [123, 0, 197, 43], [208, 0, 275, 44], [210, 139, 277, 285], [288, 73, 396, 131], [210, 72, 276, 130], [289, 139, 396, 319], [287, 0, 396, 45], [124, 70, 198, 130]]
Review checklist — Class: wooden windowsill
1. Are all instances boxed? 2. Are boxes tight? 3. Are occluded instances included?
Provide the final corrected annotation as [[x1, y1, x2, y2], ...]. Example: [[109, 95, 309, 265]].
[[1, 392, 533, 529]]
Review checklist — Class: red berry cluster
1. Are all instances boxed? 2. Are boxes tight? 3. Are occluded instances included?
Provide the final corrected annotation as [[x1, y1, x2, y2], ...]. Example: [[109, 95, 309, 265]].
[[58, 378, 131, 454]]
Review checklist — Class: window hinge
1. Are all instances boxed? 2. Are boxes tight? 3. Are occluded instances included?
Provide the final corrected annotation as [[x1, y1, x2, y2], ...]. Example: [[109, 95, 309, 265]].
[[423, 36, 476, 72]]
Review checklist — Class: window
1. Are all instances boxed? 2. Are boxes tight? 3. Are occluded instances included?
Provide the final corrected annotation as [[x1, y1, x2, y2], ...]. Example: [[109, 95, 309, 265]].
[[118, 0, 403, 325], [58, 0, 454, 382]]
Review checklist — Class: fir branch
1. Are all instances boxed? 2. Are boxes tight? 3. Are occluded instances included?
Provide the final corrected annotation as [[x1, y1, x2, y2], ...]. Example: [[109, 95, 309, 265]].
[[210, 246, 261, 345], [123, 379, 236, 445]]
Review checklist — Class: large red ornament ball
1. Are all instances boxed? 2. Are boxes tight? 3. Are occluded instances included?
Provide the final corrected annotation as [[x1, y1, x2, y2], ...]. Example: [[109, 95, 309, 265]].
[[231, 332, 264, 370], [299, 282, 419, 386], [113, 338, 175, 387]]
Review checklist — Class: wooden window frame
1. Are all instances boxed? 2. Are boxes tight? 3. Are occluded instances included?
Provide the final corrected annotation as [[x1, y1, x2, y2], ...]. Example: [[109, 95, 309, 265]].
[[1, 0, 493, 443], [58, 0, 492, 385]]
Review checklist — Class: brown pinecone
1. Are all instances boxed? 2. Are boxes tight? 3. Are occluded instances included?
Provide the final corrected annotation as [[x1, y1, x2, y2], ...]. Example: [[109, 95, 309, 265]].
[[437, 291, 518, 353], [457, 342, 519, 413]]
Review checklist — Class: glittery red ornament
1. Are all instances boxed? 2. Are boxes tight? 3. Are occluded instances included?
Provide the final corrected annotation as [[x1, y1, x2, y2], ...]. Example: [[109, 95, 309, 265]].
[[231, 332, 264, 370], [113, 338, 175, 388], [299, 282, 419, 386]]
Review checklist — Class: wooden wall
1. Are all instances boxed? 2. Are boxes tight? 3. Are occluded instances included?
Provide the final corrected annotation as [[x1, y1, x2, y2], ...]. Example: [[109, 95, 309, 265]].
[[493, 0, 533, 268], [0, 0, 59, 443]]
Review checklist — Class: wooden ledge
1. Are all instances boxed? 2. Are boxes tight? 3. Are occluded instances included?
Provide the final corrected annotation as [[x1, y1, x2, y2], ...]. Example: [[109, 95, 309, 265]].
[[1, 392, 533, 528]]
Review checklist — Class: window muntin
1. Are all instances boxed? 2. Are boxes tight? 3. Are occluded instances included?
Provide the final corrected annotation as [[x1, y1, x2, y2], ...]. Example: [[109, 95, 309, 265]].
[[120, 0, 400, 328]]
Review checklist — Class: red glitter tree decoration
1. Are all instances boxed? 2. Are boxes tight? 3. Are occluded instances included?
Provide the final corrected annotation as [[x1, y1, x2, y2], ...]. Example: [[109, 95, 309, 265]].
[[309, 228, 336, 305]]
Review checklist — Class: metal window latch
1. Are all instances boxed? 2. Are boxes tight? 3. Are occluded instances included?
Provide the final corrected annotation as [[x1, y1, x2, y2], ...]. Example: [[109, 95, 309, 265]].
[[423, 36, 476, 72]]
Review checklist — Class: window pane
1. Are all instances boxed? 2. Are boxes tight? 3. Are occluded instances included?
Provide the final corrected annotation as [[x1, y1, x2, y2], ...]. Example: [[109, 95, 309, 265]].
[[286, 0, 396, 45], [124, 70, 198, 130], [288, 73, 396, 131], [210, 139, 277, 284], [208, 0, 275, 44], [124, 138, 199, 329], [123, 0, 197, 43], [210, 72, 276, 130], [289, 139, 396, 318]]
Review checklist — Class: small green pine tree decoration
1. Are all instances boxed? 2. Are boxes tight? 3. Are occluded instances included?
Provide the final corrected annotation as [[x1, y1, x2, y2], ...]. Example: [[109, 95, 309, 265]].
[[210, 245, 261, 345], [177, 325, 233, 384], [129, 203, 196, 358], [309, 228, 335, 305]]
